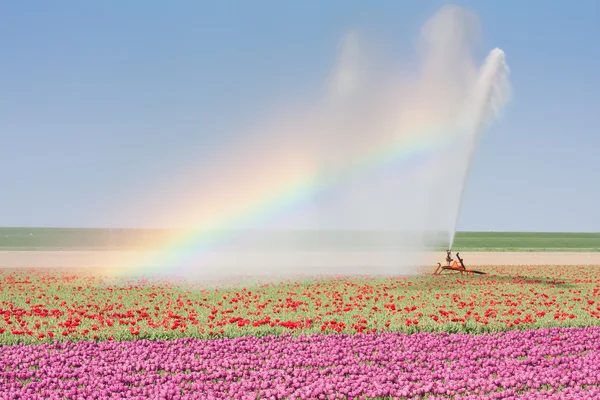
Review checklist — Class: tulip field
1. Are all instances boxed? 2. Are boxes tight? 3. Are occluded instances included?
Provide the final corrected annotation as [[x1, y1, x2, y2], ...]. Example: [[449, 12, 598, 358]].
[[2, 264, 600, 398]]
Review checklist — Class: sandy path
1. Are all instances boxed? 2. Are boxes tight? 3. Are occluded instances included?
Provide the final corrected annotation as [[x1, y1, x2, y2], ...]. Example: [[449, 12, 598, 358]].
[[443, 252, 600, 266], [0, 251, 598, 271]]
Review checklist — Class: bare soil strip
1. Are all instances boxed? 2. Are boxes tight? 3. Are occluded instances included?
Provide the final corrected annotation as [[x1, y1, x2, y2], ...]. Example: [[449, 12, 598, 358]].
[[0, 251, 598, 271]]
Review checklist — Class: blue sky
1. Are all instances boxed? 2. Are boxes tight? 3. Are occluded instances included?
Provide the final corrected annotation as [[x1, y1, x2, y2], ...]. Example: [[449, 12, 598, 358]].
[[1, 1, 599, 232]]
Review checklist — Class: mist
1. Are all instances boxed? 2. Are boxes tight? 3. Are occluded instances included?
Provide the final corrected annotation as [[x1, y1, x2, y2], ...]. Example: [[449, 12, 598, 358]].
[[120, 5, 510, 281]]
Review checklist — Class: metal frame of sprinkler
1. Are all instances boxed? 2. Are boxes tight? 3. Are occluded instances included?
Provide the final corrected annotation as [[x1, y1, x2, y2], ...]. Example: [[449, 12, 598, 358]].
[[433, 250, 486, 275]]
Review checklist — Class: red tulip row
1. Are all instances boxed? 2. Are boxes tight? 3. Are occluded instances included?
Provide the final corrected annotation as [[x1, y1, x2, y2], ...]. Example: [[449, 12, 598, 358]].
[[1, 265, 599, 345]]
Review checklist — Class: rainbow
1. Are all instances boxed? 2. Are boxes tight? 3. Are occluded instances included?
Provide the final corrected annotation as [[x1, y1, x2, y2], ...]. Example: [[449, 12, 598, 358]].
[[106, 120, 472, 277]]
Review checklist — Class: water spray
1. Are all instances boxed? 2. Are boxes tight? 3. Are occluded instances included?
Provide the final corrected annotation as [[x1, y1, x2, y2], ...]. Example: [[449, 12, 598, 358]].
[[111, 5, 511, 281], [435, 48, 509, 274], [447, 48, 510, 250]]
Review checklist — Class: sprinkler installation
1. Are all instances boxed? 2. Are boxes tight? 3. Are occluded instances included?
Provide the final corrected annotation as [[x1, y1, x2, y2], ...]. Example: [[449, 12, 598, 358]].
[[433, 250, 486, 275]]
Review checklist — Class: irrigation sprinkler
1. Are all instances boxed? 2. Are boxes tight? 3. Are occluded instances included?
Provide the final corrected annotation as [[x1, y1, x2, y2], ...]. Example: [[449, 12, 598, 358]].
[[433, 250, 486, 275]]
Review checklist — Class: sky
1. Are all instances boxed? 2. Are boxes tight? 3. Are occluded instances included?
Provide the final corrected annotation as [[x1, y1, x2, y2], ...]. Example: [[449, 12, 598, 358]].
[[1, 0, 599, 232]]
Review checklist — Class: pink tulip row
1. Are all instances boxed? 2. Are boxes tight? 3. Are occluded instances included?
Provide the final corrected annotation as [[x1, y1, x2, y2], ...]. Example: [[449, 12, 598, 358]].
[[2, 326, 600, 399]]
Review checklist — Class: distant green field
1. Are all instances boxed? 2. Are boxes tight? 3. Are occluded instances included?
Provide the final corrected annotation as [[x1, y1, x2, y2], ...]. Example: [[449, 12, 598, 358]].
[[0, 228, 598, 251], [450, 231, 600, 252]]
